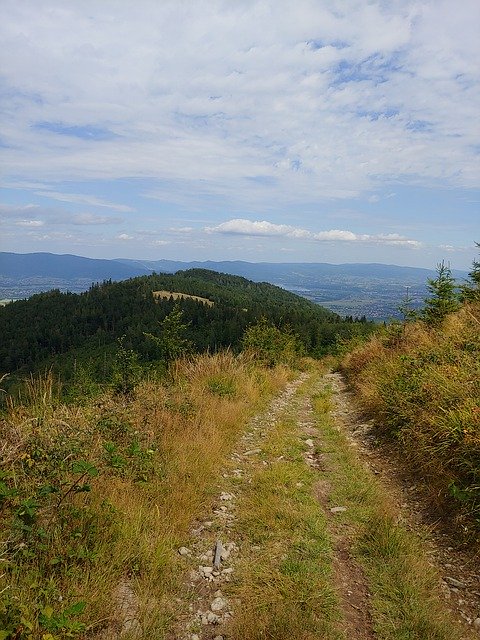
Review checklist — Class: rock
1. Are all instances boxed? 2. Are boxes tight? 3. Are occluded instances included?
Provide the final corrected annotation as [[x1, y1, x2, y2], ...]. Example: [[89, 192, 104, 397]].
[[178, 546, 191, 556], [445, 576, 466, 589], [330, 506, 347, 514], [305, 439, 314, 447], [222, 567, 234, 575], [220, 492, 235, 501], [211, 596, 227, 611], [207, 611, 220, 624], [244, 448, 261, 455], [214, 636, 225, 640], [473, 618, 480, 629]]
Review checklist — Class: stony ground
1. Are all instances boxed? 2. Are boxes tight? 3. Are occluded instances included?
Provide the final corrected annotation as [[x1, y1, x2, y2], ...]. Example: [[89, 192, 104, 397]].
[[166, 369, 480, 640]]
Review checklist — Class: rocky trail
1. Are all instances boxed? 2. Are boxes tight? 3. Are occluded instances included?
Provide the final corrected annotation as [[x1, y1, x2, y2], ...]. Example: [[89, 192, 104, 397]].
[[168, 369, 480, 640]]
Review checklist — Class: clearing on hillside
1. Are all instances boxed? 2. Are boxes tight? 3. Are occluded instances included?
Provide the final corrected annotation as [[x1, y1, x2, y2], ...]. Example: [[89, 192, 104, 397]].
[[152, 290, 214, 306]]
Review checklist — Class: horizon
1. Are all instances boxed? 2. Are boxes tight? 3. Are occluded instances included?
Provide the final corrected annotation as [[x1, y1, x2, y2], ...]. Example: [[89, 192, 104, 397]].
[[1, 1, 479, 270], [1, 249, 470, 275]]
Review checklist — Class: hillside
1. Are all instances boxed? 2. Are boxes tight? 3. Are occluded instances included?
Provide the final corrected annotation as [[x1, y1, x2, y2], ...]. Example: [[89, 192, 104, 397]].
[[1, 354, 476, 639], [0, 269, 372, 378], [1, 260, 479, 639], [341, 300, 480, 529], [1, 251, 469, 319]]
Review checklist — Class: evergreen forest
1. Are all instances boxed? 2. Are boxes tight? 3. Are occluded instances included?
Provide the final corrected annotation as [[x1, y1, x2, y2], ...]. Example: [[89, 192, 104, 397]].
[[0, 268, 372, 384]]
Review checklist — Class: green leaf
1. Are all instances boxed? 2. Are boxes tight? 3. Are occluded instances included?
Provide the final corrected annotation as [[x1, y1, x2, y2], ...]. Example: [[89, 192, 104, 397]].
[[42, 605, 54, 619], [65, 601, 86, 616]]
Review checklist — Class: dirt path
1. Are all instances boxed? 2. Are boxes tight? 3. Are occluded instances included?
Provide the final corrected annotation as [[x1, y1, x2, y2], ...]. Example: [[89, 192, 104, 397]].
[[326, 371, 480, 635], [171, 374, 309, 640], [169, 368, 479, 639]]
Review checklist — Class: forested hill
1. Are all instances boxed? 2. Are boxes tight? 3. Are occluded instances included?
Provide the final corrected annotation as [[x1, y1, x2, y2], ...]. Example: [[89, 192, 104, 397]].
[[0, 269, 372, 374]]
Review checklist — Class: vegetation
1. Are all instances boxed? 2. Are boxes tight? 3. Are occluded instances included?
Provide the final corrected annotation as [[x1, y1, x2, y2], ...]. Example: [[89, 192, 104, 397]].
[[0, 269, 373, 387], [0, 352, 290, 639], [341, 249, 480, 530], [0, 251, 477, 638], [310, 380, 465, 640]]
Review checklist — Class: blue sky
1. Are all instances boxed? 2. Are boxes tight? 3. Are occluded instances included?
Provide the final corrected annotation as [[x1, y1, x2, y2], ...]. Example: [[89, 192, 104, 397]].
[[1, 0, 479, 269]]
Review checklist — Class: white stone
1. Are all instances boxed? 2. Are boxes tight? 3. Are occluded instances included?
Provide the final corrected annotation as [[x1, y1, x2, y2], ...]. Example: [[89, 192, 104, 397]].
[[200, 566, 213, 575], [207, 612, 220, 624], [330, 506, 347, 513], [305, 439, 314, 447], [473, 618, 480, 629], [211, 596, 227, 611], [178, 546, 191, 556]]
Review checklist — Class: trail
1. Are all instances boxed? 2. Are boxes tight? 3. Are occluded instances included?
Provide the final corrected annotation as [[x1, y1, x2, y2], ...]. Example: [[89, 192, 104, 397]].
[[169, 368, 479, 640]]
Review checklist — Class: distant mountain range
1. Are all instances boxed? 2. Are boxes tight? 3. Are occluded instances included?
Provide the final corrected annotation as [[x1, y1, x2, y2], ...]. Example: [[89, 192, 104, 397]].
[[0, 251, 469, 320]]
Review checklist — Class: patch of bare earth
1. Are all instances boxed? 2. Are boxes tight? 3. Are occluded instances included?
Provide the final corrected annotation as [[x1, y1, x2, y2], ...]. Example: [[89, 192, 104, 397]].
[[325, 371, 480, 635]]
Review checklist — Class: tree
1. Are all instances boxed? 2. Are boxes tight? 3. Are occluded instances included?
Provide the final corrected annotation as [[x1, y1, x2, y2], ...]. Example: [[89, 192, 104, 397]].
[[112, 335, 141, 394], [460, 242, 480, 302], [144, 303, 192, 363], [242, 317, 302, 366], [397, 286, 417, 322], [422, 261, 460, 326]]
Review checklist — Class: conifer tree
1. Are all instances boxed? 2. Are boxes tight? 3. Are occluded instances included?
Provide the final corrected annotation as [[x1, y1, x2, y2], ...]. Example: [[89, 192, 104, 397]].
[[460, 242, 480, 302], [422, 261, 459, 325]]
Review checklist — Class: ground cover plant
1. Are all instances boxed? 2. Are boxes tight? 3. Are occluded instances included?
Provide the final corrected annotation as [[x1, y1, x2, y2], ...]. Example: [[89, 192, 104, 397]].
[[341, 257, 480, 531], [0, 352, 290, 639]]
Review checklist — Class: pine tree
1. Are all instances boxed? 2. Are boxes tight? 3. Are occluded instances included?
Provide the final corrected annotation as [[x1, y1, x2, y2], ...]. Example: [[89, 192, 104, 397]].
[[460, 242, 480, 302], [144, 303, 192, 363], [422, 261, 459, 325]]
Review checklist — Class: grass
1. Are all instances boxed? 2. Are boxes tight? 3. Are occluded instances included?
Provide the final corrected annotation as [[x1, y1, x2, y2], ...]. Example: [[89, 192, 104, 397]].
[[340, 302, 480, 531], [311, 379, 471, 640], [224, 407, 341, 639], [152, 290, 214, 306], [0, 352, 290, 639]]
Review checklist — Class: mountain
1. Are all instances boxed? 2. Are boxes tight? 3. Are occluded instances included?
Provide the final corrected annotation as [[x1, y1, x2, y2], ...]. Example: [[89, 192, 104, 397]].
[[0, 252, 469, 319], [0, 269, 372, 376], [0, 251, 153, 279]]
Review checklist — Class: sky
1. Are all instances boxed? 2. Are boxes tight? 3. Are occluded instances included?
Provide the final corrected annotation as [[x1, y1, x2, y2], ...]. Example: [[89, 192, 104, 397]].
[[1, 0, 479, 269]]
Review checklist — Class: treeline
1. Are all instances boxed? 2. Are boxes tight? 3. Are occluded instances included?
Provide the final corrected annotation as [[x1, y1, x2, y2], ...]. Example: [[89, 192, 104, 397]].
[[0, 269, 373, 377]]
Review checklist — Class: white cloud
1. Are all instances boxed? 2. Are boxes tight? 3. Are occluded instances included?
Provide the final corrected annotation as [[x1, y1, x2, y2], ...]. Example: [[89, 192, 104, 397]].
[[34, 190, 134, 212], [206, 218, 422, 247], [117, 233, 134, 241], [71, 213, 123, 225], [0, 0, 478, 206], [206, 219, 305, 237], [15, 219, 44, 227]]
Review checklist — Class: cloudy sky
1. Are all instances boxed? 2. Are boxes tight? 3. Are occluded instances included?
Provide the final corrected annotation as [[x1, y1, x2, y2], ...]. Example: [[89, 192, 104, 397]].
[[1, 0, 479, 268]]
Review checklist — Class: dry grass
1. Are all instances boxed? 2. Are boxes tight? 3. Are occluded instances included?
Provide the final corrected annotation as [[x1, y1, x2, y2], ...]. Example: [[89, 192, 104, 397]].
[[152, 290, 214, 306], [0, 352, 289, 638], [341, 302, 480, 528], [311, 381, 470, 640]]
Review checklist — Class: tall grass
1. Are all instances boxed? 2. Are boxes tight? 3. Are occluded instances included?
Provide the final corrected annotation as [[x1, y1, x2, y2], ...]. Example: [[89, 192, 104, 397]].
[[0, 351, 289, 639], [341, 302, 480, 530]]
